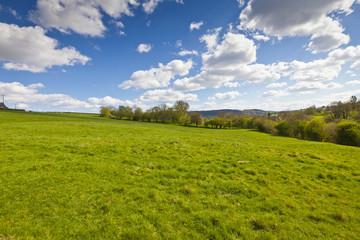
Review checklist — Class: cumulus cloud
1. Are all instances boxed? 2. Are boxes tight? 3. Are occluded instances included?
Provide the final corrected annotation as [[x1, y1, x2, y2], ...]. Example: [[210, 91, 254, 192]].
[[199, 27, 222, 51], [174, 32, 280, 91], [266, 82, 287, 88], [239, 0, 355, 53], [262, 82, 343, 97], [252, 34, 270, 42], [137, 43, 152, 53], [272, 45, 360, 82], [142, 0, 163, 14], [0, 23, 90, 72], [0, 81, 71, 105], [346, 80, 360, 85], [190, 21, 204, 31], [0, 81, 139, 111], [202, 32, 257, 70], [223, 81, 240, 88], [30, 0, 166, 37], [178, 50, 199, 56], [139, 89, 198, 103], [87, 96, 135, 106], [208, 91, 241, 101], [119, 59, 193, 89]]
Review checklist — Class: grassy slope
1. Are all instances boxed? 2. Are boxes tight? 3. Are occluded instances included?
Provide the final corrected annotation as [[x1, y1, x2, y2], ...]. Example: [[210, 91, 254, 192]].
[[1, 111, 360, 239]]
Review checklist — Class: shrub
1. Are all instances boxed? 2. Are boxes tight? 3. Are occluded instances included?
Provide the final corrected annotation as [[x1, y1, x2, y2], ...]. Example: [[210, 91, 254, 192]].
[[337, 121, 360, 146], [293, 120, 307, 139], [305, 119, 326, 141], [256, 119, 276, 134], [324, 123, 339, 143], [275, 120, 292, 137]]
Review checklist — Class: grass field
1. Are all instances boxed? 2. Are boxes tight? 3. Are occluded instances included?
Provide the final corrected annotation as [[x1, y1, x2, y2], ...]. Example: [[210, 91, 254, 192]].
[[1, 110, 360, 239]]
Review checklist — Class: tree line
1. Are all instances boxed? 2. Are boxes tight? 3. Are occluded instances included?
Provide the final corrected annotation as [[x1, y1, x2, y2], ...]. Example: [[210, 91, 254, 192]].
[[100, 96, 360, 147]]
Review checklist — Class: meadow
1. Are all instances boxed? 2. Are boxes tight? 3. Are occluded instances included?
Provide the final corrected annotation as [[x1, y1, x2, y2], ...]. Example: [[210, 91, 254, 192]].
[[1, 110, 360, 239]]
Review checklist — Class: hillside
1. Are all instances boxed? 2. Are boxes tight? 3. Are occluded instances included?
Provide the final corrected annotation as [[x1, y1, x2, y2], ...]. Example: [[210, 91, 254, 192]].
[[1, 110, 360, 239]]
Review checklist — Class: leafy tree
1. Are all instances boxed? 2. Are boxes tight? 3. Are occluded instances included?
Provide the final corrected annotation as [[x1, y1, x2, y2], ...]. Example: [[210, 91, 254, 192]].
[[100, 107, 111, 117], [151, 106, 161, 123], [125, 106, 134, 120], [178, 113, 190, 126], [305, 105, 317, 115], [190, 112, 203, 127], [133, 107, 143, 121]]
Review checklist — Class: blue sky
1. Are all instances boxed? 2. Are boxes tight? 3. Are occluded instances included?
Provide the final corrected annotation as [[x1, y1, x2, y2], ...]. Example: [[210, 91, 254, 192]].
[[1, 0, 360, 112]]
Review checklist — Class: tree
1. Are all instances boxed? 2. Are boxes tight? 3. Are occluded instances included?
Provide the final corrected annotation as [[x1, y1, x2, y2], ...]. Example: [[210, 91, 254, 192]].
[[100, 106, 111, 117], [178, 113, 190, 126], [133, 107, 143, 121], [150, 106, 161, 123], [350, 95, 358, 110], [125, 106, 134, 120], [159, 104, 171, 123], [174, 100, 189, 113], [190, 112, 203, 127], [117, 106, 127, 119]]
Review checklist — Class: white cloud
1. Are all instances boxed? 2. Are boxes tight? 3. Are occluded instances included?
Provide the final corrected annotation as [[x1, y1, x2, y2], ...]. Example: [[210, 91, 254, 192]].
[[139, 89, 198, 103], [262, 82, 343, 97], [224, 81, 240, 88], [178, 50, 198, 56], [174, 32, 280, 91], [175, 40, 182, 48], [115, 21, 125, 28], [190, 21, 204, 31], [0, 81, 138, 111], [202, 32, 257, 70], [30, 0, 159, 37], [50, 98, 94, 109], [0, 23, 90, 72], [119, 59, 193, 89], [236, 0, 245, 7], [142, 0, 163, 14], [137, 43, 152, 53], [252, 34, 270, 42], [199, 27, 222, 51], [239, 0, 355, 53], [266, 82, 287, 88], [272, 45, 360, 82], [0, 81, 70, 105], [87, 96, 135, 106], [256, 90, 360, 111], [351, 61, 360, 70], [208, 91, 241, 101], [346, 80, 360, 85]]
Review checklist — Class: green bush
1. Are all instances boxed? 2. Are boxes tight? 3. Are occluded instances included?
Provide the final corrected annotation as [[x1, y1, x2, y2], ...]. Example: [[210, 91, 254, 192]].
[[294, 120, 307, 139], [305, 119, 326, 141], [337, 121, 360, 146], [324, 123, 339, 143], [275, 120, 292, 137], [256, 119, 276, 134]]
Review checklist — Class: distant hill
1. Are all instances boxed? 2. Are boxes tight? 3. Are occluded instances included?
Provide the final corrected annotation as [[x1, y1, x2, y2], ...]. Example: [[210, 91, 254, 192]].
[[190, 109, 277, 119]]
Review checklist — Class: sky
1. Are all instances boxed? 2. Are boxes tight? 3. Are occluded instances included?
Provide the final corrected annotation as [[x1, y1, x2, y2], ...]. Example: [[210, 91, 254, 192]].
[[1, 0, 360, 112]]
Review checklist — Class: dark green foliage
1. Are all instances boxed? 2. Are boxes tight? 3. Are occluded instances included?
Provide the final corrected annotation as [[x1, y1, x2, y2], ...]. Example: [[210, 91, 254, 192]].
[[337, 121, 360, 146], [275, 120, 292, 137]]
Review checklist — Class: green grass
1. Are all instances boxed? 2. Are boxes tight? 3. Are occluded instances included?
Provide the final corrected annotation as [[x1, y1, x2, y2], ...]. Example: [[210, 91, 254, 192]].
[[1, 110, 360, 239]]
